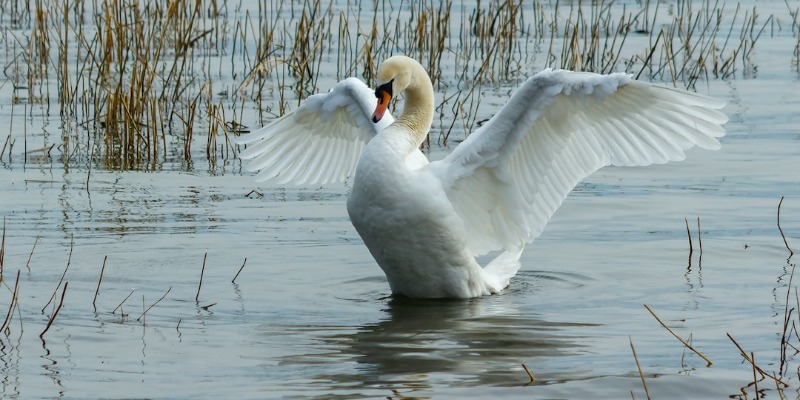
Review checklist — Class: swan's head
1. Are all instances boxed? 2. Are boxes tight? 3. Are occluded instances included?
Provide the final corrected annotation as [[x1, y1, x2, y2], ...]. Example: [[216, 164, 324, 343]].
[[372, 56, 417, 123]]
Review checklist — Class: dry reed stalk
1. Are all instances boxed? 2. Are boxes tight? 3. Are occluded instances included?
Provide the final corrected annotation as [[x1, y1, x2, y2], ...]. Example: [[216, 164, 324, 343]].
[[696, 217, 703, 258], [13, 0, 770, 168], [137, 287, 171, 322], [752, 352, 760, 400], [684, 217, 694, 259], [0, 270, 20, 335], [51, 0, 217, 170], [775, 373, 786, 400], [232, 258, 247, 284], [42, 235, 73, 313], [643, 304, 713, 366], [549, 1, 633, 74], [680, 333, 693, 369], [727, 332, 789, 388], [778, 197, 793, 258], [779, 265, 796, 378], [629, 336, 651, 400], [93, 255, 107, 313], [0, 217, 4, 282], [112, 289, 135, 314], [40, 281, 68, 340], [788, 1, 800, 71], [196, 252, 207, 303], [521, 363, 535, 382]]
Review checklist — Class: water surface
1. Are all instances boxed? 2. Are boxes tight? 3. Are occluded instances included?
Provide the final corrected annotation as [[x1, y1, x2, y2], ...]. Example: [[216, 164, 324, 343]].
[[1, 1, 800, 399]]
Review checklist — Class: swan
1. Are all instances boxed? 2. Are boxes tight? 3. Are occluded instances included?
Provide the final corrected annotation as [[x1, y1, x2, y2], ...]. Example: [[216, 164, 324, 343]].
[[235, 56, 727, 299]]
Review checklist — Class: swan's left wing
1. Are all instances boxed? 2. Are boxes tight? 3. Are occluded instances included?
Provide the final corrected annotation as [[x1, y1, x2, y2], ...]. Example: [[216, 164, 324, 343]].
[[235, 77, 392, 185], [428, 69, 727, 256]]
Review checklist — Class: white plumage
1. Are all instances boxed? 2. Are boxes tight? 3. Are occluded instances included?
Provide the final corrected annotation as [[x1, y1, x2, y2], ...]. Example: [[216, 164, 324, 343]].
[[236, 56, 726, 299]]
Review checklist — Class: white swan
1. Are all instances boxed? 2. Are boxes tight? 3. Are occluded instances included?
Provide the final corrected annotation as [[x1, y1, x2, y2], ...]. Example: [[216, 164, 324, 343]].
[[235, 56, 727, 299]]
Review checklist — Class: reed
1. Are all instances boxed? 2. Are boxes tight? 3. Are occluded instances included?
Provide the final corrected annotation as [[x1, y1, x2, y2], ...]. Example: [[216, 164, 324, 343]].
[[521, 363, 535, 383], [1, 1, 768, 168], [136, 286, 172, 322], [42, 234, 72, 313], [0, 270, 20, 335], [697, 217, 703, 262], [684, 217, 694, 259], [93, 255, 107, 313], [39, 281, 67, 340], [778, 197, 794, 258], [112, 289, 135, 315], [789, 1, 800, 71], [629, 336, 651, 400], [727, 332, 789, 388], [196, 252, 207, 303], [231, 257, 247, 284], [752, 351, 760, 400], [0, 217, 5, 280], [643, 304, 713, 366], [779, 266, 796, 380]]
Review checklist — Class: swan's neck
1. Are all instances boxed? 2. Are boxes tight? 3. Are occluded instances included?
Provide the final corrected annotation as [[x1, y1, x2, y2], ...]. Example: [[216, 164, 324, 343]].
[[394, 70, 434, 150]]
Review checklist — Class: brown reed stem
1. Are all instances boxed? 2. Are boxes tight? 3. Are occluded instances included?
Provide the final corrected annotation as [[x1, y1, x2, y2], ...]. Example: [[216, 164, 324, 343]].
[[232, 257, 247, 284], [727, 332, 789, 387], [684, 217, 693, 258], [136, 286, 171, 322], [778, 196, 793, 258], [629, 336, 651, 400], [26, 236, 39, 272], [1, 270, 20, 334], [93, 255, 108, 313], [774, 372, 785, 400], [752, 352, 759, 400], [42, 236, 73, 313], [0, 217, 5, 281], [696, 217, 703, 258], [40, 282, 68, 340], [780, 265, 795, 377], [521, 363, 535, 382], [196, 252, 207, 303], [113, 289, 135, 314], [643, 304, 713, 366]]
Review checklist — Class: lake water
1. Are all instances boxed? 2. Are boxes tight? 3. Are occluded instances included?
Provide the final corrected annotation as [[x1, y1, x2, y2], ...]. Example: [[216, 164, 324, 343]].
[[1, 1, 800, 399]]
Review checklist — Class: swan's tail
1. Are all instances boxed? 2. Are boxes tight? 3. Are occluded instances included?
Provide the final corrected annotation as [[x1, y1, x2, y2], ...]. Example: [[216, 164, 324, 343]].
[[481, 246, 524, 294]]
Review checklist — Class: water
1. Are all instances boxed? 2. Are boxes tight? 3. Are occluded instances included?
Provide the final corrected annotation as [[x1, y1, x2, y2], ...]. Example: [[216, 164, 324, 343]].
[[2, 1, 800, 399]]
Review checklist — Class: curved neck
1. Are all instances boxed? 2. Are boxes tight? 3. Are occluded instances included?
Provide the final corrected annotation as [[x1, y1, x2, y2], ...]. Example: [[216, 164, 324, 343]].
[[394, 67, 434, 148]]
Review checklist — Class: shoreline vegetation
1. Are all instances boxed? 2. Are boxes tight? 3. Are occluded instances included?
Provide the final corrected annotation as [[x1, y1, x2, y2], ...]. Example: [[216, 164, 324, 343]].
[[0, 0, 785, 170]]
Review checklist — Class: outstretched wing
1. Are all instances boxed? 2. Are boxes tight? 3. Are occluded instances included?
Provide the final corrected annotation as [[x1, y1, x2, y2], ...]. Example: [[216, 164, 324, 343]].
[[235, 77, 392, 185], [427, 69, 727, 255]]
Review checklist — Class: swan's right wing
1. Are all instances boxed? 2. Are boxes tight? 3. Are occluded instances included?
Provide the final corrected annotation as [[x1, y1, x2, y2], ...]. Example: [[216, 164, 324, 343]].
[[429, 69, 727, 256], [235, 78, 392, 185]]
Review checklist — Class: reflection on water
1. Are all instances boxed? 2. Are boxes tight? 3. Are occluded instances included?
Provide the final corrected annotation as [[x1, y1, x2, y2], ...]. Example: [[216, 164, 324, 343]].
[[273, 289, 597, 396]]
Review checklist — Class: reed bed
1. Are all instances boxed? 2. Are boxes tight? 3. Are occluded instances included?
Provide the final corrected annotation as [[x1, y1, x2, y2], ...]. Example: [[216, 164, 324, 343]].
[[0, 0, 777, 169], [788, 1, 800, 71]]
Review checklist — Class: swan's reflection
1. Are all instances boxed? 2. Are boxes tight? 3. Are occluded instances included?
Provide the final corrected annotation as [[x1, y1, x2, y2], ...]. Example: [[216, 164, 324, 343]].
[[274, 284, 595, 392]]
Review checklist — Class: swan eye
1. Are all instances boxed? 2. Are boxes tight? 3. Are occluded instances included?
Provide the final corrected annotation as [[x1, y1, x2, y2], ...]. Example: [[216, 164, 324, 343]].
[[375, 79, 394, 99]]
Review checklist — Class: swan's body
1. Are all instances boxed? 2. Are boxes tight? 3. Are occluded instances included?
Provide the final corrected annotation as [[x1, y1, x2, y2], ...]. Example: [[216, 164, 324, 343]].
[[236, 56, 727, 299]]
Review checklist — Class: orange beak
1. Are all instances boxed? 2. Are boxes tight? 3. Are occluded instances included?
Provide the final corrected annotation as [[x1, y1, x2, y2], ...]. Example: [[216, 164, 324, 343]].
[[372, 90, 391, 123]]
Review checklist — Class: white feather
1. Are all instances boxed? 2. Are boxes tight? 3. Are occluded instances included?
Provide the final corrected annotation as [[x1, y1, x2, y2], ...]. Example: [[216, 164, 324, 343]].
[[236, 60, 727, 298], [427, 69, 727, 256], [235, 78, 396, 185]]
